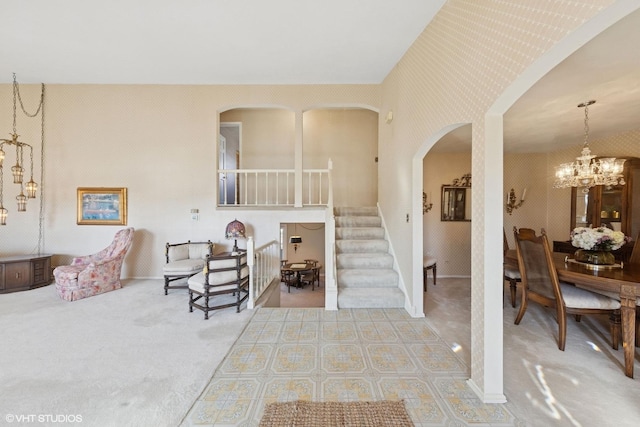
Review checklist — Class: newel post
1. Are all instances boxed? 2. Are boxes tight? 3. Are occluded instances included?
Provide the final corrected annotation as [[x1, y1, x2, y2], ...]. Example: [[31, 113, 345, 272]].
[[247, 236, 255, 309]]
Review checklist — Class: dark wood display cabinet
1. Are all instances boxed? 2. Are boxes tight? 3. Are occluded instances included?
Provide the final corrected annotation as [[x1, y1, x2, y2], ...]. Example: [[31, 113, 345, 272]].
[[556, 156, 640, 263], [0, 254, 52, 293]]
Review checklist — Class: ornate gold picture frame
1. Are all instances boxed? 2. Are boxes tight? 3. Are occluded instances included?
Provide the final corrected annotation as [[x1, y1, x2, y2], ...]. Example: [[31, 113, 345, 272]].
[[77, 187, 127, 225]]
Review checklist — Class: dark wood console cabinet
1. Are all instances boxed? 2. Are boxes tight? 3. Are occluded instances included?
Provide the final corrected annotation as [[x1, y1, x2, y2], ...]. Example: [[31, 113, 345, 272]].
[[0, 254, 52, 293]]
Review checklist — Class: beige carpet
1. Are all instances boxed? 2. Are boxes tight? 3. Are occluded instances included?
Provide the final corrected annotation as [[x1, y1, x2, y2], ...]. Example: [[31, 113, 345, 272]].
[[0, 279, 254, 427], [259, 400, 414, 427], [279, 277, 326, 308]]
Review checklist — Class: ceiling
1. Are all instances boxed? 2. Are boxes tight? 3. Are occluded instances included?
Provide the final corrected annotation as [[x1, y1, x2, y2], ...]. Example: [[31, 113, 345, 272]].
[[0, 0, 445, 85], [2, 2, 638, 155], [434, 8, 640, 154]]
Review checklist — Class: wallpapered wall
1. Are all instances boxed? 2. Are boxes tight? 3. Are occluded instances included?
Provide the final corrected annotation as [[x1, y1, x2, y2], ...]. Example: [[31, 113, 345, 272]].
[[379, 0, 617, 395], [379, 0, 615, 299]]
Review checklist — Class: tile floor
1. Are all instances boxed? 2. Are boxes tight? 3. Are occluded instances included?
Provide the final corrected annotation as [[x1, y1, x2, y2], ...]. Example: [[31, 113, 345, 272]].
[[182, 307, 520, 426]]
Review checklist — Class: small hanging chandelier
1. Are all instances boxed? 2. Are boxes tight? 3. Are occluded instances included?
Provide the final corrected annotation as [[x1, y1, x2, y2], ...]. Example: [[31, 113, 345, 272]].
[[553, 100, 625, 193], [0, 73, 44, 225]]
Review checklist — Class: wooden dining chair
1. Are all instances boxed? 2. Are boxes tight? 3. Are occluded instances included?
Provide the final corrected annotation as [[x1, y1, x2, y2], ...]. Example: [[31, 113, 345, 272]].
[[300, 269, 316, 291], [281, 268, 298, 293], [513, 227, 621, 351], [300, 259, 319, 290], [503, 228, 521, 307], [310, 265, 321, 288], [280, 259, 288, 282]]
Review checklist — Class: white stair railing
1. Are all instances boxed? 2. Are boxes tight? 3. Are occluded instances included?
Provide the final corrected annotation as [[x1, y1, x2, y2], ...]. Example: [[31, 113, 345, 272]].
[[218, 168, 330, 207], [247, 237, 280, 309]]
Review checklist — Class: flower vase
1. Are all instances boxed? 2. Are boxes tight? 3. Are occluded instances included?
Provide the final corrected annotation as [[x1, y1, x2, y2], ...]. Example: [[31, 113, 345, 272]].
[[574, 249, 615, 265]]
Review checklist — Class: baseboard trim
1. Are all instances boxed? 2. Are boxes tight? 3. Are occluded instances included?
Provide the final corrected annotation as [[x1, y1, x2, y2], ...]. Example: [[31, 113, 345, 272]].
[[467, 379, 507, 403]]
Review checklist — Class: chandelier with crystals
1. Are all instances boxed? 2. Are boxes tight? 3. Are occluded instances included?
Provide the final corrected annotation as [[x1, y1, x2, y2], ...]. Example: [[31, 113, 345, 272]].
[[553, 100, 625, 193], [0, 73, 45, 225]]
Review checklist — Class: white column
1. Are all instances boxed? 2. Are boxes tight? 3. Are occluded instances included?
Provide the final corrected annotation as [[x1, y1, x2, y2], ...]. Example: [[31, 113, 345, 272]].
[[468, 113, 506, 403]]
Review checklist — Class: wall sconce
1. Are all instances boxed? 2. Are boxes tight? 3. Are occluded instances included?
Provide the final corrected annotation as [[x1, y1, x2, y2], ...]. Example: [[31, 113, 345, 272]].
[[289, 235, 302, 252], [422, 191, 433, 214], [505, 188, 526, 215]]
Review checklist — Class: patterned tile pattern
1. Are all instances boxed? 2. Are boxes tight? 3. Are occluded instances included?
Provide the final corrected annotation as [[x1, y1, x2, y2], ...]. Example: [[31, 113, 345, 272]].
[[182, 308, 519, 426]]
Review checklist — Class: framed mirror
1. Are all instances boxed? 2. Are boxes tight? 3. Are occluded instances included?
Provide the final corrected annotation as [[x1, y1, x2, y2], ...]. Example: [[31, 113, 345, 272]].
[[441, 173, 471, 221]]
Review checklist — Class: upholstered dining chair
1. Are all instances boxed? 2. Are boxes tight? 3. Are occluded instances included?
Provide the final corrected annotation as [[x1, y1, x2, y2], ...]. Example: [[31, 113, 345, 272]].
[[423, 256, 437, 292], [54, 227, 135, 301], [513, 227, 621, 351], [503, 228, 521, 307]]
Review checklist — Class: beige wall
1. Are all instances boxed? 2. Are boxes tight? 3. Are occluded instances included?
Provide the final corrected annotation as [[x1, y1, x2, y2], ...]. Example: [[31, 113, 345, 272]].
[[221, 108, 295, 169], [0, 84, 379, 278], [219, 107, 379, 207], [283, 222, 325, 271], [423, 128, 640, 277], [503, 152, 549, 249], [423, 152, 472, 277], [303, 109, 378, 207], [0, 1, 626, 296]]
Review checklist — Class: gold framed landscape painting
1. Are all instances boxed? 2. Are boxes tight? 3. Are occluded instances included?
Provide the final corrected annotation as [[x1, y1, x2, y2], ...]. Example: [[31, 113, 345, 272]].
[[77, 187, 127, 225]]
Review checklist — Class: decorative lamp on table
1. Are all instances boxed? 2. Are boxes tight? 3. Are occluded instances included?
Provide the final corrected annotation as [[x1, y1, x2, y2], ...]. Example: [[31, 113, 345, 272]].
[[225, 219, 246, 255]]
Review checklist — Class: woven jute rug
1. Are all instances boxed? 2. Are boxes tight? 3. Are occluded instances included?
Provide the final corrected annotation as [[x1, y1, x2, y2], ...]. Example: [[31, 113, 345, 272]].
[[259, 400, 414, 427]]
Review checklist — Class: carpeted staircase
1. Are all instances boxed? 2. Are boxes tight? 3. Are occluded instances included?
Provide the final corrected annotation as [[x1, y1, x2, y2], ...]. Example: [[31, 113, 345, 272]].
[[335, 207, 405, 308]]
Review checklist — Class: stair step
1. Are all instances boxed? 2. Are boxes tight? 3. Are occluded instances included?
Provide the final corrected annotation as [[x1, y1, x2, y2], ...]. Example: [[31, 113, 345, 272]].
[[336, 239, 388, 254], [337, 288, 405, 309], [335, 216, 381, 227], [335, 227, 385, 240], [334, 206, 403, 310], [337, 253, 394, 269], [334, 207, 378, 217], [338, 269, 398, 288]]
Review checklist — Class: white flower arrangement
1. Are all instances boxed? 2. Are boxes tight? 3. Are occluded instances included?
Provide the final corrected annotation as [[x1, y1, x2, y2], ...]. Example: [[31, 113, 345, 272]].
[[570, 226, 629, 251]]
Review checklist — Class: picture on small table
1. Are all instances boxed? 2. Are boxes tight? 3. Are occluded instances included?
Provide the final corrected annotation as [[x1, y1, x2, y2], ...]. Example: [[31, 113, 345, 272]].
[[77, 187, 127, 225]]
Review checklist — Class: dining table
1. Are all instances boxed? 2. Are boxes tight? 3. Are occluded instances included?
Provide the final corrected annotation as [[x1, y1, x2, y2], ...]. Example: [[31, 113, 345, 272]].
[[281, 262, 316, 289], [506, 249, 640, 378]]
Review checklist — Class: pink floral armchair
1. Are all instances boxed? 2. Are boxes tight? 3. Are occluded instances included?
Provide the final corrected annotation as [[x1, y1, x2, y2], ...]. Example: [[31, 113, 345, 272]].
[[54, 228, 134, 301]]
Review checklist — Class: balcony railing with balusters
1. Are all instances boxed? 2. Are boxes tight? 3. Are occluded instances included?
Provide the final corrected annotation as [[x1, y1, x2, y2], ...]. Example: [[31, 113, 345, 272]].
[[218, 161, 332, 207]]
